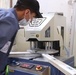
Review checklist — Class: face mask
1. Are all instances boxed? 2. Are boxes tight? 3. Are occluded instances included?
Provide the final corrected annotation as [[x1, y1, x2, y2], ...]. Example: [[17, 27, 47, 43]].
[[19, 18, 31, 26]]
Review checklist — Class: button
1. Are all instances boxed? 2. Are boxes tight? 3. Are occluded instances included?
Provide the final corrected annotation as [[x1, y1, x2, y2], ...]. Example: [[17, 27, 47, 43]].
[[36, 34, 39, 38], [20, 63, 34, 69], [36, 65, 42, 71]]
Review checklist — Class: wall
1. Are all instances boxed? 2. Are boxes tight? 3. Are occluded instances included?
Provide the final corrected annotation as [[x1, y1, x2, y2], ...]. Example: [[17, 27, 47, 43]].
[[12, 0, 17, 7]]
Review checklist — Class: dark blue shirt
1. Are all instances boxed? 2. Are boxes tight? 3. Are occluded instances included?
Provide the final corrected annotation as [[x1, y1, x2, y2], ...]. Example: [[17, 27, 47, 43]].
[[0, 8, 19, 49]]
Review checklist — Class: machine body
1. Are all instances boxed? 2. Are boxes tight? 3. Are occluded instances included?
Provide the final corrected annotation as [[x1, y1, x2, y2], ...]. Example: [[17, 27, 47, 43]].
[[24, 13, 66, 55]]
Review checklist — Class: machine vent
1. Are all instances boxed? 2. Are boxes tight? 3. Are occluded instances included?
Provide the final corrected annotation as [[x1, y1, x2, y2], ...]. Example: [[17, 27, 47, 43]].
[[45, 27, 50, 37]]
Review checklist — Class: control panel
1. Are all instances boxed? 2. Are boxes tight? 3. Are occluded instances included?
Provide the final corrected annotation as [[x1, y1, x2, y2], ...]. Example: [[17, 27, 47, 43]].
[[9, 59, 50, 75]]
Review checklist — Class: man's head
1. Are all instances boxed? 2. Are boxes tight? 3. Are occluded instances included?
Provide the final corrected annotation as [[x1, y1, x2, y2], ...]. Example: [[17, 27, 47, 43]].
[[14, 0, 42, 21]]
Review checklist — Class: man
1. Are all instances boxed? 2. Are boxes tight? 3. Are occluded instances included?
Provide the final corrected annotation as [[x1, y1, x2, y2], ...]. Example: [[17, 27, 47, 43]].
[[0, 0, 42, 74]]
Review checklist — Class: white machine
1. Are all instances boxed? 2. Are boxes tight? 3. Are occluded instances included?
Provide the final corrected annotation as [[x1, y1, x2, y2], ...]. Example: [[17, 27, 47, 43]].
[[24, 13, 66, 55]]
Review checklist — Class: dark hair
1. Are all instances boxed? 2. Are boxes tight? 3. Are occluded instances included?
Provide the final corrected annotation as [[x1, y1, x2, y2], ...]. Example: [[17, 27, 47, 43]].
[[14, 0, 42, 18]]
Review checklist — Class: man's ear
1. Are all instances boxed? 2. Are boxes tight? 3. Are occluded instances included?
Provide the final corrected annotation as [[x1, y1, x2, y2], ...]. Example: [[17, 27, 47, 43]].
[[24, 9, 31, 21], [25, 9, 30, 15]]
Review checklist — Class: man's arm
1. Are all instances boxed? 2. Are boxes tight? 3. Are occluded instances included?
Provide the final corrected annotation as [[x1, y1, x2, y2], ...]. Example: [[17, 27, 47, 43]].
[[0, 15, 18, 49]]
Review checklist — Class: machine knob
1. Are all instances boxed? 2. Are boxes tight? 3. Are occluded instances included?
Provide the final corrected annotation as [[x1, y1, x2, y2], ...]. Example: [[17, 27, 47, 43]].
[[36, 34, 39, 38], [36, 65, 42, 71]]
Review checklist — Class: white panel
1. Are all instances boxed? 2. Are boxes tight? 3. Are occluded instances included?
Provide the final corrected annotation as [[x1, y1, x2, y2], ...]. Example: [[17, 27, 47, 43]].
[[0, 0, 10, 8], [71, 2, 76, 66]]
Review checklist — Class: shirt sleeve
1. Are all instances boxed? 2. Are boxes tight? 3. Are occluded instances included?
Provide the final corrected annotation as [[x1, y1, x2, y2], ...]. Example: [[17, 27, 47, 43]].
[[0, 13, 18, 49]]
